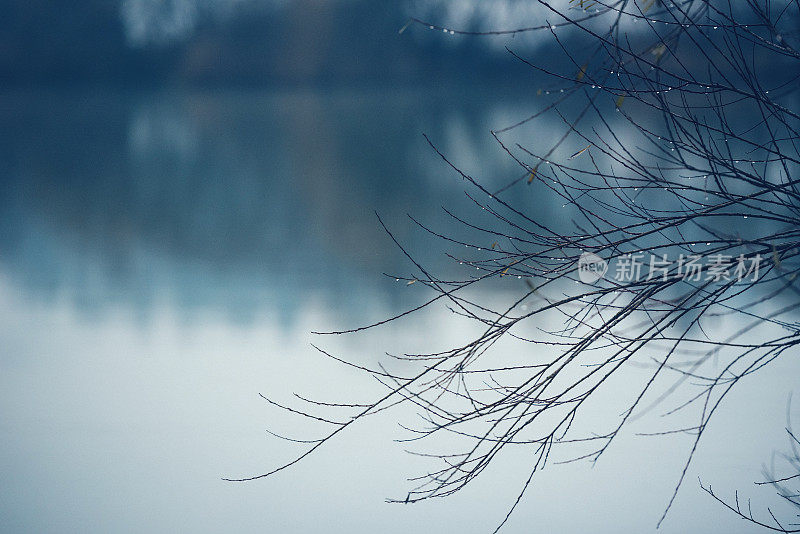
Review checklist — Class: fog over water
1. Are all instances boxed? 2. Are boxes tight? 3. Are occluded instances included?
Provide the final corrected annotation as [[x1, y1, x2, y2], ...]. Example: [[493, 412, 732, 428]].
[[1, 87, 796, 533], [1, 2, 798, 532]]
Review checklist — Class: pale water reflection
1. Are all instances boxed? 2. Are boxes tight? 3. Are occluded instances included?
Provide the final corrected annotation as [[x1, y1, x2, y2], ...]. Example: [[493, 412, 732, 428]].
[[0, 89, 795, 533], [1, 278, 794, 533]]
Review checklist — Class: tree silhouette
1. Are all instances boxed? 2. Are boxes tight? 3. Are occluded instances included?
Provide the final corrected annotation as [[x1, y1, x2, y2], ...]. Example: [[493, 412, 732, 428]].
[[228, 1, 800, 530]]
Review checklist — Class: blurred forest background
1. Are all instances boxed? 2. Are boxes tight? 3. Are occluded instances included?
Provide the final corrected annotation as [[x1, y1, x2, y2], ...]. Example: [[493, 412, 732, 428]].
[[0, 0, 543, 87]]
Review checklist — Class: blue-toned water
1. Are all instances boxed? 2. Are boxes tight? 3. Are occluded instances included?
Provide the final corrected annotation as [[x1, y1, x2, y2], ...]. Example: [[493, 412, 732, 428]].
[[0, 87, 794, 533]]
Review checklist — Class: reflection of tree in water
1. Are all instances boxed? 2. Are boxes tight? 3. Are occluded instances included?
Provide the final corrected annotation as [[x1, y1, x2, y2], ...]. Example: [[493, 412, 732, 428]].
[[0, 88, 536, 321]]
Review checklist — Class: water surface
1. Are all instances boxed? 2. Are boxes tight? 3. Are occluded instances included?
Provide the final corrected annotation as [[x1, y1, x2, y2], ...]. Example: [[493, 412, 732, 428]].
[[0, 87, 792, 533]]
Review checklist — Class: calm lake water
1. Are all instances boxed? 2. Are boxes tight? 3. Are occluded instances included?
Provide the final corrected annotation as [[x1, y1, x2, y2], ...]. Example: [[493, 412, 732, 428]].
[[0, 87, 793, 533]]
